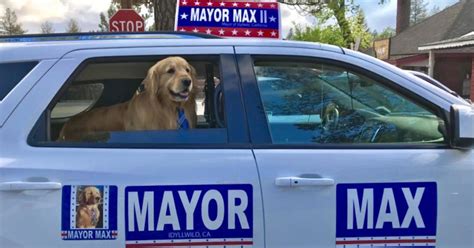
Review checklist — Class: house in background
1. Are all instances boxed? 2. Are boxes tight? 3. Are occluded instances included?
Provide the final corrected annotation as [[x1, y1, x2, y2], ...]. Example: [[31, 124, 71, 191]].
[[386, 0, 474, 100], [418, 32, 474, 99]]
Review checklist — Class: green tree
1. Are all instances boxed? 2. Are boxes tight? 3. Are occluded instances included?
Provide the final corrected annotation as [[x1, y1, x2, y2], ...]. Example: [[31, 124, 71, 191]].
[[292, 23, 345, 46], [373, 27, 395, 40], [286, 28, 294, 40], [99, 2, 119, 31], [40, 21, 54, 34], [410, 0, 428, 25], [279, 0, 391, 47], [351, 9, 372, 50], [66, 19, 81, 33], [0, 8, 26, 35], [279, 0, 356, 48], [289, 8, 372, 51]]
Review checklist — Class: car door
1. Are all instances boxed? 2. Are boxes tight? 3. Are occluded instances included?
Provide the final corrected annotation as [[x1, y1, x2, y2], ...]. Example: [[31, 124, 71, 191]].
[[0, 46, 263, 248], [236, 46, 473, 248]]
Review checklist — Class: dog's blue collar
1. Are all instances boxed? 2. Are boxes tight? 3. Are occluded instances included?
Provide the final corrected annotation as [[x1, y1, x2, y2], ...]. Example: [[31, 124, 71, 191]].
[[177, 108, 189, 129]]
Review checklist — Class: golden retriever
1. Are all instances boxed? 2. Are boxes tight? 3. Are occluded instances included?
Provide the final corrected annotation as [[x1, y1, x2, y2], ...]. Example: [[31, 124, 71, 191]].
[[76, 186, 101, 228], [58, 57, 197, 141]]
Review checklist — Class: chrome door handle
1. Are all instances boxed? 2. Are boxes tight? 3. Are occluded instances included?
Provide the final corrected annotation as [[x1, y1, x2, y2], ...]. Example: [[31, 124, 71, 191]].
[[0, 181, 62, 191], [275, 177, 334, 187]]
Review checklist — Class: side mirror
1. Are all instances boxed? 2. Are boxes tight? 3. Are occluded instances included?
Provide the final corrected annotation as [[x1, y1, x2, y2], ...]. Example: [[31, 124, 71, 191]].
[[450, 104, 474, 149]]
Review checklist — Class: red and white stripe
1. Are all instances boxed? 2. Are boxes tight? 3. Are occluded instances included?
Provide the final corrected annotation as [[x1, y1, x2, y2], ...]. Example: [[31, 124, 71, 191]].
[[179, 1, 278, 9], [336, 236, 436, 247], [177, 27, 279, 38], [126, 238, 253, 247]]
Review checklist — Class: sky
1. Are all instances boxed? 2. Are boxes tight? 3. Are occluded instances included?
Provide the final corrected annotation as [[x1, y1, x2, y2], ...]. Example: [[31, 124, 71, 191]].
[[0, 0, 460, 36]]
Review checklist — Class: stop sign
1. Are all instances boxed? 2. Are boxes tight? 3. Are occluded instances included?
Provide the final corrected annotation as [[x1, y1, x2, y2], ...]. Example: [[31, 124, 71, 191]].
[[109, 9, 145, 32]]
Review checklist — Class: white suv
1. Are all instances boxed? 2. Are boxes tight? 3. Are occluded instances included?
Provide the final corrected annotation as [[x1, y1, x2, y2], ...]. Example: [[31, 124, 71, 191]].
[[1, 33, 473, 248]]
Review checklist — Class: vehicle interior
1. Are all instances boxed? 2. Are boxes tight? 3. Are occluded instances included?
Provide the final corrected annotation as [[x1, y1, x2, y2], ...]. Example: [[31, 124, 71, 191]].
[[31, 57, 447, 145], [254, 61, 447, 144], [45, 56, 225, 142]]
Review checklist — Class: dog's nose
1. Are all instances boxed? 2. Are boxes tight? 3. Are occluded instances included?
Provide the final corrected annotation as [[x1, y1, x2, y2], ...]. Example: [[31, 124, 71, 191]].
[[181, 79, 191, 87]]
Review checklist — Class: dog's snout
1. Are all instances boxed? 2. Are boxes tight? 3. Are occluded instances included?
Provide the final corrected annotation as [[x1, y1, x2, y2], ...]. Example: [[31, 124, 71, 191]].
[[181, 79, 192, 87]]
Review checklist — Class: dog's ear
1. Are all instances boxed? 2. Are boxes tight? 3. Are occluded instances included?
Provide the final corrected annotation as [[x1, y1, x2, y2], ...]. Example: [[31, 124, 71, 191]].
[[143, 64, 160, 98], [77, 188, 86, 205], [190, 64, 198, 90]]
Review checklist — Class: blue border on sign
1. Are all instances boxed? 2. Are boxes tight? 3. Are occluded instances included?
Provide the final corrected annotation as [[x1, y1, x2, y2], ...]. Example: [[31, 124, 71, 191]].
[[61, 185, 118, 240]]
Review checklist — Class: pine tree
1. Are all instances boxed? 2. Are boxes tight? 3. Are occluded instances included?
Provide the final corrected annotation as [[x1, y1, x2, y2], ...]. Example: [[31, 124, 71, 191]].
[[0, 8, 26, 35], [373, 27, 395, 40], [66, 19, 81, 33], [410, 0, 428, 25], [286, 28, 294, 40], [430, 5, 441, 16], [98, 3, 118, 32], [40, 21, 54, 34]]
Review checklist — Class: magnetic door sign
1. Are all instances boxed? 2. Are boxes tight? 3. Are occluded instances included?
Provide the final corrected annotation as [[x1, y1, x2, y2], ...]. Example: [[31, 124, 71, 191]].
[[336, 182, 437, 248], [61, 185, 118, 240], [175, 0, 281, 38], [125, 184, 253, 247]]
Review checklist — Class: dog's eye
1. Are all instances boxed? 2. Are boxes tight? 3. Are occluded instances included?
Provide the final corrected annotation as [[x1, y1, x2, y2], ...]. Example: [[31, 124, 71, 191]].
[[186, 68, 190, 73], [167, 68, 175, 74]]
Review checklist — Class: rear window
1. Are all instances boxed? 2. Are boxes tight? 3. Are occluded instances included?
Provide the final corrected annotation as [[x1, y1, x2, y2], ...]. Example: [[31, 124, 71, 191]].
[[0, 61, 38, 101]]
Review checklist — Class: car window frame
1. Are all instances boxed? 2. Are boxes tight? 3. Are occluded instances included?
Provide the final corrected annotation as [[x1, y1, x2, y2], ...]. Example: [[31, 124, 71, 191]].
[[28, 54, 250, 149], [237, 54, 451, 149]]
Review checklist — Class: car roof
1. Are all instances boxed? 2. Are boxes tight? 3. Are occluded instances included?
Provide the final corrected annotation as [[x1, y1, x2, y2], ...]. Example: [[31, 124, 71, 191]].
[[0, 32, 343, 62], [0, 32, 221, 43]]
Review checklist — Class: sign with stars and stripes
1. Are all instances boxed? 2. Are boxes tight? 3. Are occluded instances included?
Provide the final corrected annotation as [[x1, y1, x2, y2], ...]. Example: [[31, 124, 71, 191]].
[[175, 0, 281, 38], [61, 185, 118, 240]]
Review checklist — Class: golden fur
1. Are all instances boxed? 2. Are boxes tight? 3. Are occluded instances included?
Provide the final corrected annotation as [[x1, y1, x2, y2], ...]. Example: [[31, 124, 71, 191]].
[[76, 186, 101, 228], [59, 57, 197, 141]]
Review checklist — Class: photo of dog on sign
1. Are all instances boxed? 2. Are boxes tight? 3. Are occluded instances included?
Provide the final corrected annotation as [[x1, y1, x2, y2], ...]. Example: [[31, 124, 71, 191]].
[[75, 186, 103, 228], [61, 185, 118, 240]]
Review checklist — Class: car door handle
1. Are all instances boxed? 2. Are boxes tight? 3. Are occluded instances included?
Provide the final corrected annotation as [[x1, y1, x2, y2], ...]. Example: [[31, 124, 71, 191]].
[[0, 181, 62, 191], [275, 176, 334, 187]]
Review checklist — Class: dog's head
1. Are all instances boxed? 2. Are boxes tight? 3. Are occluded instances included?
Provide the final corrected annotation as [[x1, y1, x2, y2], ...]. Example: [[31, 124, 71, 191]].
[[144, 56, 196, 103], [78, 186, 101, 206]]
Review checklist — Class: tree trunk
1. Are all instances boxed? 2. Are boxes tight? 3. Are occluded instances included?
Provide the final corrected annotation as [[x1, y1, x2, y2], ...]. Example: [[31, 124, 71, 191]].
[[120, 0, 132, 8], [396, 0, 410, 34], [332, 0, 353, 48], [154, 0, 176, 31]]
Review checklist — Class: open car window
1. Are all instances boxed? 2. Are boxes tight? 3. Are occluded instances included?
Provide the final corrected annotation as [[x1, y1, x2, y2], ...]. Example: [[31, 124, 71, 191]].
[[30, 55, 227, 145]]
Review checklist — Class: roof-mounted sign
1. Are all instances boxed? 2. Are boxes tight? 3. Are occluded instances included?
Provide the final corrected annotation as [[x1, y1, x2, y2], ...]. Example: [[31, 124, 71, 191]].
[[175, 0, 281, 38]]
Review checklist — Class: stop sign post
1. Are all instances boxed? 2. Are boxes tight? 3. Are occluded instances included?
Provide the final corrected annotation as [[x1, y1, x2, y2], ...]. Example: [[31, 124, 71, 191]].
[[109, 9, 145, 32]]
